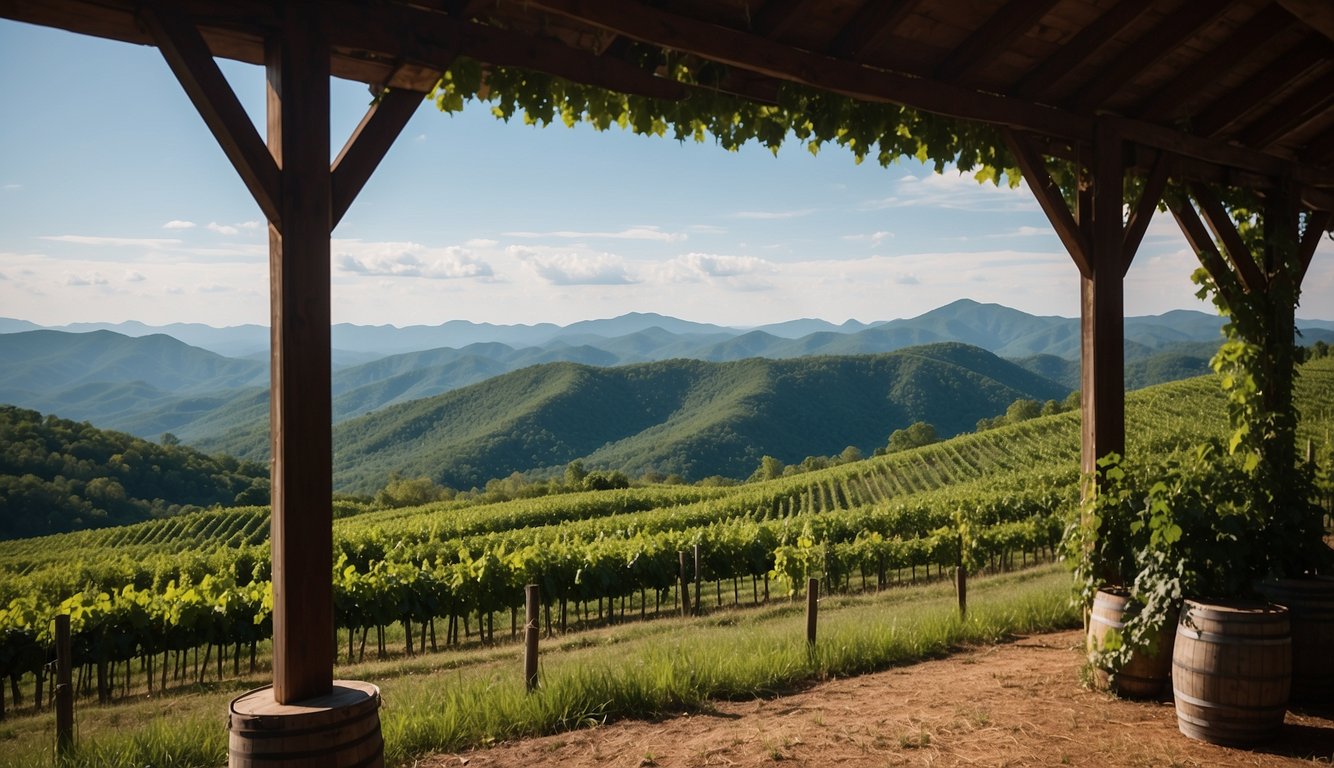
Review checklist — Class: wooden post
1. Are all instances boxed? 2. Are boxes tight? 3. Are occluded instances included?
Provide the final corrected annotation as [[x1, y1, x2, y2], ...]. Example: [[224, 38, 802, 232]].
[[267, 6, 335, 705], [805, 578, 819, 646], [693, 543, 702, 616], [54, 614, 73, 756], [955, 551, 968, 618], [1081, 120, 1126, 476], [524, 585, 539, 692], [678, 551, 691, 618]]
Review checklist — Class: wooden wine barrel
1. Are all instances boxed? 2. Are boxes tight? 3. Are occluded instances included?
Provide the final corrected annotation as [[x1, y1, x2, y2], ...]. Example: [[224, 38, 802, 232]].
[[229, 680, 383, 768], [1087, 588, 1172, 699], [1256, 577, 1334, 708], [1172, 600, 1290, 746]]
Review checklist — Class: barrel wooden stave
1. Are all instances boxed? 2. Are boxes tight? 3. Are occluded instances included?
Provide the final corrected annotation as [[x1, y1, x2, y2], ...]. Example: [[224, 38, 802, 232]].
[[1256, 577, 1334, 707], [229, 680, 384, 768], [1172, 599, 1290, 746], [1088, 588, 1172, 699]]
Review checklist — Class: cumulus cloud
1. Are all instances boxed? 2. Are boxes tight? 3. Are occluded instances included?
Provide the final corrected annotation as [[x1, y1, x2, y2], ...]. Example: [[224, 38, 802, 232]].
[[336, 242, 493, 280], [206, 222, 239, 236], [504, 226, 686, 243], [895, 273, 921, 285], [239, 220, 262, 230], [65, 272, 109, 286], [730, 209, 816, 220], [162, 220, 196, 230], [41, 235, 182, 248], [688, 224, 729, 235], [124, 271, 146, 283], [466, 238, 499, 248], [2, 183, 20, 191], [863, 172, 1036, 213], [513, 247, 635, 285], [843, 231, 894, 245], [664, 252, 776, 281]]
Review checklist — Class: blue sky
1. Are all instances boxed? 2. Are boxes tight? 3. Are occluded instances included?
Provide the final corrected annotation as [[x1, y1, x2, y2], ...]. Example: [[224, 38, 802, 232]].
[[2, 20, 1330, 328]]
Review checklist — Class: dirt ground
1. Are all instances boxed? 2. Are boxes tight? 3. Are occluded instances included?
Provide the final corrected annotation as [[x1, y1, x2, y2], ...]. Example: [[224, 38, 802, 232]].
[[421, 629, 1334, 768]]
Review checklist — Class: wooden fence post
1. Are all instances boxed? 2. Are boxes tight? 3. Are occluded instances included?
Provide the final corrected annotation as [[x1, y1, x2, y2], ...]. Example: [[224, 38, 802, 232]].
[[693, 543, 702, 616], [678, 551, 691, 618], [524, 584, 540, 692], [806, 578, 819, 647], [956, 534, 968, 617], [55, 614, 73, 756]]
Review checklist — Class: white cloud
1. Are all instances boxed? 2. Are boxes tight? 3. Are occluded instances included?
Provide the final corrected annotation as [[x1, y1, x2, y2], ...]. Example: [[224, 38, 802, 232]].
[[687, 224, 729, 235], [206, 222, 239, 236], [515, 247, 635, 285], [64, 271, 109, 286], [0, 272, 7, 280], [162, 220, 196, 230], [730, 209, 816, 220], [863, 172, 1037, 213], [239, 220, 262, 230], [664, 252, 776, 281], [124, 271, 146, 282], [198, 284, 232, 293], [843, 230, 894, 245], [466, 238, 499, 248], [4, 183, 22, 191], [41, 235, 182, 248], [504, 226, 686, 243], [895, 273, 921, 285], [336, 241, 493, 280]]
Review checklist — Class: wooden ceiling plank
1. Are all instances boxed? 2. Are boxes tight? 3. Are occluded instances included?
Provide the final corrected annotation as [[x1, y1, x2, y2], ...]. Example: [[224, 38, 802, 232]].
[[1192, 35, 1330, 138], [1071, 1, 1232, 113], [139, 3, 282, 227], [1002, 128, 1092, 276], [826, 0, 921, 60], [750, 0, 814, 38], [1011, 0, 1153, 101], [1168, 195, 1245, 305], [1298, 209, 1332, 282], [1189, 180, 1266, 292], [1131, 3, 1295, 122], [525, 0, 1091, 138], [1122, 149, 1170, 274], [933, 0, 1060, 82], [331, 86, 432, 229], [1238, 76, 1334, 150], [1307, 128, 1334, 165]]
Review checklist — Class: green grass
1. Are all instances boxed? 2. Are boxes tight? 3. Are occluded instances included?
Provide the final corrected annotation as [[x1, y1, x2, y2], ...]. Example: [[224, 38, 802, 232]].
[[1, 565, 1076, 768]]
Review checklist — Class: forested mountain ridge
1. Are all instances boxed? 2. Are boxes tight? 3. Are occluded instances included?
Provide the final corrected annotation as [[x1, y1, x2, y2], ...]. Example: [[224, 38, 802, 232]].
[[308, 342, 1070, 493], [0, 405, 269, 540]]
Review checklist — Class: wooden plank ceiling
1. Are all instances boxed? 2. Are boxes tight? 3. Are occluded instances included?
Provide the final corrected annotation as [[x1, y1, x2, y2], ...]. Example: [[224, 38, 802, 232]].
[[2, 0, 1332, 208]]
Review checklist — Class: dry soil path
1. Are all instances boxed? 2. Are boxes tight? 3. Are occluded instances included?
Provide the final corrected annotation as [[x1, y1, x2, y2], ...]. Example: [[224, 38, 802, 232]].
[[421, 629, 1334, 768]]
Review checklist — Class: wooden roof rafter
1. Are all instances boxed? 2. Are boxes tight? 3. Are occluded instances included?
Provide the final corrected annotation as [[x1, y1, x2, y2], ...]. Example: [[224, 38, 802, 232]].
[[2, 0, 1331, 213]]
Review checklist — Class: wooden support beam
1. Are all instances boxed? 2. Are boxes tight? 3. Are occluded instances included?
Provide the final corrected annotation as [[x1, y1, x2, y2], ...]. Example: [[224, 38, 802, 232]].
[[331, 86, 429, 229], [1002, 129, 1091, 276], [1237, 76, 1334, 151], [1081, 119, 1126, 474], [1192, 36, 1330, 138], [1307, 128, 1334, 166], [1189, 181, 1267, 293], [1168, 195, 1245, 309], [1298, 210, 1332, 284], [749, 0, 813, 38], [139, 3, 281, 226], [525, 0, 1090, 138], [1070, 1, 1230, 113], [266, 5, 334, 706], [932, 0, 1059, 83], [1011, 0, 1152, 100], [1130, 4, 1294, 122], [826, 0, 921, 59], [1122, 150, 1170, 275]]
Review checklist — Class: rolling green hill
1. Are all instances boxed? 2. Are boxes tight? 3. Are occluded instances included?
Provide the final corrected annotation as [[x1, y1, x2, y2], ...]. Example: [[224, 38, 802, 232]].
[[306, 342, 1069, 492], [0, 405, 269, 540]]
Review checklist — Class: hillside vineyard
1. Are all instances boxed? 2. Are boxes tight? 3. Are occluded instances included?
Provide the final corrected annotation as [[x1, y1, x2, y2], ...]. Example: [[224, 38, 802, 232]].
[[0, 365, 1330, 710]]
